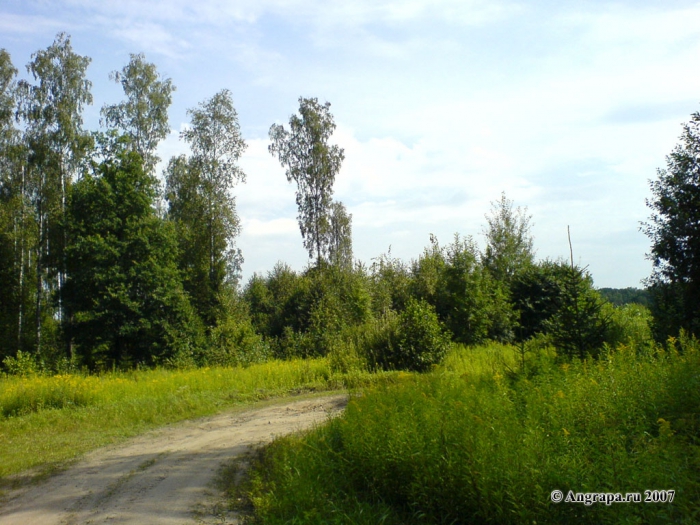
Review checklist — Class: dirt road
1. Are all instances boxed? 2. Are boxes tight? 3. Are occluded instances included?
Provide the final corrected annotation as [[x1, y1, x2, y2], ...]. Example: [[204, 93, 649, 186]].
[[0, 394, 347, 525]]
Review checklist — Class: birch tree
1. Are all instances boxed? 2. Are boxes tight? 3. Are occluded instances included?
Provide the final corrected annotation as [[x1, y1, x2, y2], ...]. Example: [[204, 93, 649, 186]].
[[483, 192, 534, 283], [17, 33, 93, 354], [0, 49, 33, 358], [269, 97, 344, 266], [101, 53, 175, 173], [166, 89, 246, 326], [328, 201, 352, 269]]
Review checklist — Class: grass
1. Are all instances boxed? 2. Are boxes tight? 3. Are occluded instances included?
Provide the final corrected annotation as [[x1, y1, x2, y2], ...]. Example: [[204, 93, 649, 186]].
[[0, 358, 395, 489], [240, 340, 700, 524]]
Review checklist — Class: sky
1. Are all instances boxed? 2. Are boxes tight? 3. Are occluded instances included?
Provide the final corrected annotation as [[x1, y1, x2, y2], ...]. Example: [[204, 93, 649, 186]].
[[3, 0, 700, 288]]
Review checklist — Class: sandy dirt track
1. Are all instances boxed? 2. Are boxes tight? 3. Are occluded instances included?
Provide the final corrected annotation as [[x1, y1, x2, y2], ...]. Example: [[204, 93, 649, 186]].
[[0, 394, 348, 525]]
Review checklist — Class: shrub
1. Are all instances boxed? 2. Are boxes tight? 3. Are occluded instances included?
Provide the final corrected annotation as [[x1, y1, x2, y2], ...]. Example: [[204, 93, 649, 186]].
[[2, 350, 38, 376], [603, 302, 654, 349], [374, 298, 450, 372]]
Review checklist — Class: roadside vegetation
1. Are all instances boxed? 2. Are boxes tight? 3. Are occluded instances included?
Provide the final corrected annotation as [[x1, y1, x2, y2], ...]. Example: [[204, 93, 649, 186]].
[[0, 358, 394, 485], [241, 339, 700, 524]]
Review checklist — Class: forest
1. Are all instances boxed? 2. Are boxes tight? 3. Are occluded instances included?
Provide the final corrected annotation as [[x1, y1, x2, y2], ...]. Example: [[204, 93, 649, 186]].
[[0, 33, 662, 373], [1, 33, 699, 524]]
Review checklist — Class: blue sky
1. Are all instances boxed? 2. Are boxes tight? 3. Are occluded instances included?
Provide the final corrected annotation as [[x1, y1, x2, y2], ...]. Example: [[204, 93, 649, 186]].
[[3, 0, 700, 288]]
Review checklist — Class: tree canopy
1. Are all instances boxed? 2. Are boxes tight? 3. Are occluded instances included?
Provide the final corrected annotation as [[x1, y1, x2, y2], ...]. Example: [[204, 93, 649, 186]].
[[643, 109, 700, 337], [483, 192, 534, 283], [166, 89, 246, 327], [101, 53, 175, 173], [269, 97, 344, 266], [65, 147, 201, 368]]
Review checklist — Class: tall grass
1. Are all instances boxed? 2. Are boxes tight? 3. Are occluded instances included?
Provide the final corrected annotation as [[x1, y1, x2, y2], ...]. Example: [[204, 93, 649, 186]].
[[0, 359, 393, 482], [244, 340, 700, 524]]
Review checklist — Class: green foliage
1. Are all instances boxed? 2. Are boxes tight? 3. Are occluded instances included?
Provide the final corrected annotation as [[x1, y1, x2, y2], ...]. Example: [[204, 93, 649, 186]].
[[373, 298, 450, 372], [269, 97, 345, 265], [511, 260, 571, 341], [245, 342, 700, 524], [244, 263, 310, 341], [369, 248, 412, 315], [482, 192, 534, 283], [545, 265, 610, 359], [412, 234, 514, 344], [166, 90, 246, 327], [64, 147, 203, 369], [647, 281, 687, 342], [603, 302, 654, 349], [512, 260, 612, 358], [598, 287, 650, 307], [15, 32, 94, 359], [204, 293, 270, 367], [244, 431, 402, 525], [328, 200, 353, 269], [643, 109, 700, 337], [245, 264, 373, 359], [2, 350, 38, 376], [101, 53, 175, 173]]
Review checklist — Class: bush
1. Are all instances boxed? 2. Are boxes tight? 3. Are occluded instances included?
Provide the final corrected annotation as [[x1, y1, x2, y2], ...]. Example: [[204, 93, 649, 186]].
[[201, 291, 270, 367], [545, 265, 610, 359], [374, 299, 450, 372], [411, 234, 513, 345], [603, 302, 654, 349], [2, 350, 38, 376]]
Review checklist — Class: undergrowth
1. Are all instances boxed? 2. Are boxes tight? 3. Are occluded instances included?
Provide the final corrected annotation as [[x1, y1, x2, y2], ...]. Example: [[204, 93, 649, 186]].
[[241, 339, 700, 524]]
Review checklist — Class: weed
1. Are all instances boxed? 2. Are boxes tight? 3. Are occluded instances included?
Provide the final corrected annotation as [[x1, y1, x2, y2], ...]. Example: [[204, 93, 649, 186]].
[[243, 342, 700, 524]]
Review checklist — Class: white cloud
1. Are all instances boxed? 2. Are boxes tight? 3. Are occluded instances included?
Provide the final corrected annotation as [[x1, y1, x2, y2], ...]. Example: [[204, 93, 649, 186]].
[[242, 217, 298, 236], [0, 13, 66, 35]]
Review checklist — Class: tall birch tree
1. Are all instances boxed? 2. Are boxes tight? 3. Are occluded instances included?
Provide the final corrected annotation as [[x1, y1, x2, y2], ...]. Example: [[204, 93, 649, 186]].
[[269, 97, 344, 266], [0, 49, 32, 358], [101, 53, 175, 173], [328, 201, 352, 269], [166, 89, 246, 326], [17, 33, 93, 355]]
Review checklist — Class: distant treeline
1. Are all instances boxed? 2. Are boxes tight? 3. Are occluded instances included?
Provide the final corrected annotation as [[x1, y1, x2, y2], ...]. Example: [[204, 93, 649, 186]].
[[598, 287, 650, 307]]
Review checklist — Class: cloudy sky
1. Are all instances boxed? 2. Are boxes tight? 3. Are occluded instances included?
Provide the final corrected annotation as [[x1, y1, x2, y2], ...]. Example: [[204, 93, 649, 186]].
[[3, 0, 700, 288]]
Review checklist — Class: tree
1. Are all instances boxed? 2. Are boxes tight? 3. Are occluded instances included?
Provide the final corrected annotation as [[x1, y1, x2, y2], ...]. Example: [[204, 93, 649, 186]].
[[64, 146, 201, 369], [643, 109, 700, 337], [0, 49, 31, 359], [101, 53, 175, 173], [411, 234, 512, 345], [598, 287, 650, 307], [511, 260, 569, 341], [166, 89, 246, 326], [0, 50, 16, 143], [375, 297, 450, 372], [328, 201, 352, 268], [269, 97, 345, 265], [482, 192, 534, 283], [545, 264, 609, 359], [369, 247, 412, 316], [17, 33, 93, 355]]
